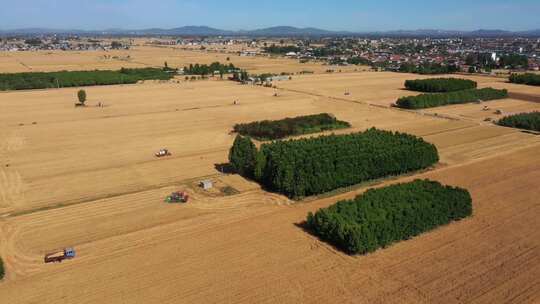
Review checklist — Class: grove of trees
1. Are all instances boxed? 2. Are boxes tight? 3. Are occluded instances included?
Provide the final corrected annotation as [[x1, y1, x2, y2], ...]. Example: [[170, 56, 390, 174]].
[[396, 88, 508, 109], [264, 45, 301, 55], [346, 57, 371, 65], [509, 73, 540, 86], [0, 68, 173, 91], [305, 179, 473, 255], [405, 78, 477, 93], [499, 54, 529, 69], [497, 112, 540, 131], [183, 62, 238, 76], [399, 63, 458, 75], [230, 128, 439, 198], [233, 113, 351, 140], [465, 53, 496, 69]]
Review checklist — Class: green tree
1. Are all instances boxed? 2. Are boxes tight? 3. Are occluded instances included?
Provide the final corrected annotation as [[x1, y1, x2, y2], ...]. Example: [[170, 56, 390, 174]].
[[111, 41, 122, 49], [77, 89, 87, 105], [254, 151, 267, 180], [229, 135, 257, 177]]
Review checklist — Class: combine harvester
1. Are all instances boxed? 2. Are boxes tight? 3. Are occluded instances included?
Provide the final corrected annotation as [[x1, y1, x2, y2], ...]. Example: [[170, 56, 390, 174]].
[[165, 191, 189, 204], [44, 248, 76, 263], [155, 148, 172, 158]]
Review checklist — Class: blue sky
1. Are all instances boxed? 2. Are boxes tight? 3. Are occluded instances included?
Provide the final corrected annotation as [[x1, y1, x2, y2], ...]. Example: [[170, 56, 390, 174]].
[[0, 0, 538, 31]]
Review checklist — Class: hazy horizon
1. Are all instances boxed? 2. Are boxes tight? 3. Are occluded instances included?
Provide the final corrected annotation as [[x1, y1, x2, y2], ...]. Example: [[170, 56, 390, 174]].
[[1, 0, 539, 32]]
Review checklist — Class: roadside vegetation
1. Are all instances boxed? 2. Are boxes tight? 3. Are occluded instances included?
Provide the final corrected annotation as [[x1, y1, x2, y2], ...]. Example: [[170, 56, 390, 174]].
[[497, 112, 540, 131], [405, 78, 477, 92], [509, 73, 540, 86], [396, 88, 508, 109], [229, 128, 439, 198], [305, 179, 473, 255], [233, 113, 351, 140], [0, 68, 173, 91]]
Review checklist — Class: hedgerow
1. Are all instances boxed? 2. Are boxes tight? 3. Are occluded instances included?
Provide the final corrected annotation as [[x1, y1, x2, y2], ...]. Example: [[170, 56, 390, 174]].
[[404, 78, 477, 92], [497, 112, 540, 131], [233, 113, 351, 140], [229, 128, 439, 198], [396, 88, 508, 109], [509, 73, 540, 86], [0, 68, 173, 91], [306, 179, 472, 255]]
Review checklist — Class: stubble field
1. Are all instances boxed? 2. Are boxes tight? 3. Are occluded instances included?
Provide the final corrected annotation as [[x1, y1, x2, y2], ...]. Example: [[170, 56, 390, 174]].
[[0, 50, 539, 303], [0, 45, 363, 74]]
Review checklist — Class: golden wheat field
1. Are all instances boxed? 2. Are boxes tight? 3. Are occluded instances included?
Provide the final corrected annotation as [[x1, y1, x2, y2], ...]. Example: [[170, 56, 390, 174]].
[[0, 50, 539, 303]]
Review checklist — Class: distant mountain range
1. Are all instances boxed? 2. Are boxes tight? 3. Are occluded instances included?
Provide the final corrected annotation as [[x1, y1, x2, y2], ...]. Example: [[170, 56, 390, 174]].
[[1, 26, 539, 38]]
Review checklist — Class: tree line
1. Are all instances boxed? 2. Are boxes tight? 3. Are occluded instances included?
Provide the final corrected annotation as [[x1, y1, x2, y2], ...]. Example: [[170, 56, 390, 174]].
[[405, 78, 477, 93], [229, 128, 439, 198], [466, 53, 528, 70], [497, 112, 540, 131], [399, 63, 458, 75], [0, 67, 173, 91], [346, 57, 371, 65], [183, 62, 238, 77], [509, 73, 540, 86], [264, 45, 301, 55], [499, 54, 529, 69], [396, 88, 508, 109], [233, 113, 351, 140], [305, 179, 472, 255]]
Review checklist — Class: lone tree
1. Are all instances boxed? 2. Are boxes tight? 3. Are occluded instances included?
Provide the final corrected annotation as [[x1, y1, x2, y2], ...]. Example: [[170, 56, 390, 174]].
[[229, 135, 257, 177], [77, 89, 87, 105]]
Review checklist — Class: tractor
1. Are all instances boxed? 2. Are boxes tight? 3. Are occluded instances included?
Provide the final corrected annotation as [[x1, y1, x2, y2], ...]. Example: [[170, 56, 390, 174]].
[[165, 191, 189, 203]]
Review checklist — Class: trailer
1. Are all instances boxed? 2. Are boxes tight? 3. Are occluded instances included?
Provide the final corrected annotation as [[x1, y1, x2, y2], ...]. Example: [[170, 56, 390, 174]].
[[44, 248, 76, 263]]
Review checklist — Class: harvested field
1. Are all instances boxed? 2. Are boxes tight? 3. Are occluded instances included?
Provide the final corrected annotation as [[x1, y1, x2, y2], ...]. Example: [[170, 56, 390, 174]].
[[422, 98, 540, 123], [0, 46, 364, 75], [0, 68, 539, 303]]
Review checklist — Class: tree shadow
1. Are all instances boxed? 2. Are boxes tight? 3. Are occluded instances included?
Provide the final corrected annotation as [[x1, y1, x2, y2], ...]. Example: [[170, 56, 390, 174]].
[[293, 221, 354, 255], [214, 163, 236, 174]]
